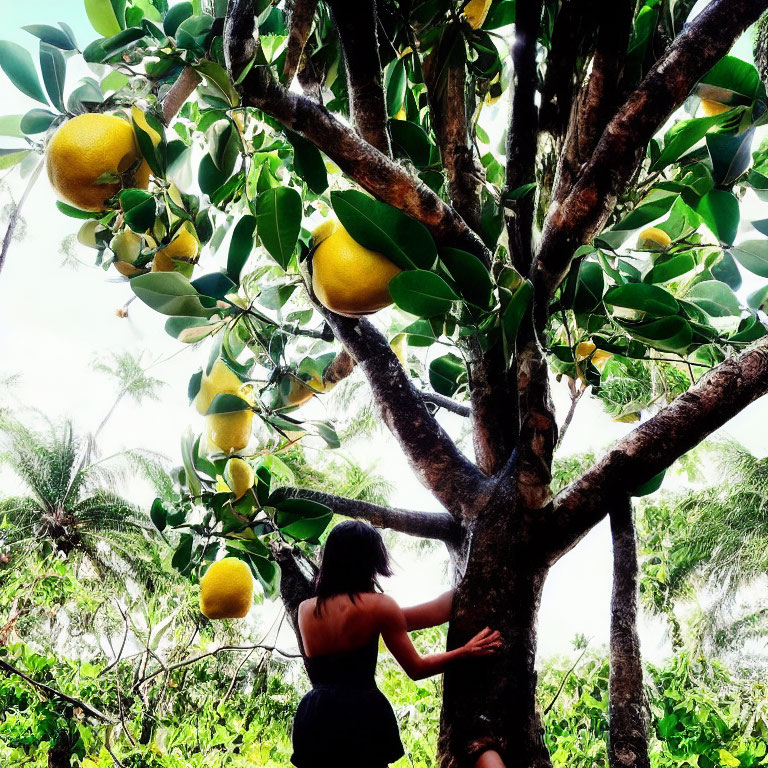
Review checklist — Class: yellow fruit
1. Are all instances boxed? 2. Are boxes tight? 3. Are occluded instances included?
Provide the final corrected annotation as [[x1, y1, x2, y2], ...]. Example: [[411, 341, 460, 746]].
[[199, 557, 253, 619], [463, 0, 492, 29], [311, 221, 402, 316], [700, 99, 731, 117], [637, 227, 671, 251], [223, 457, 255, 500], [311, 218, 339, 245], [207, 409, 254, 453], [152, 225, 199, 273], [134, 159, 152, 189], [390, 334, 407, 365], [194, 359, 243, 415], [46, 113, 147, 211], [575, 341, 613, 372]]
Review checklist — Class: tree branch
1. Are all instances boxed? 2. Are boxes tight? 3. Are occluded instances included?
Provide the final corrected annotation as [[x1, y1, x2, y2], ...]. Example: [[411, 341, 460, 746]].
[[422, 392, 471, 418], [283, 0, 319, 84], [327, 0, 391, 154], [608, 496, 649, 768], [535, 0, 768, 307], [0, 658, 114, 722], [545, 337, 768, 564], [322, 312, 489, 518], [505, 0, 542, 274], [223, 0, 489, 262], [161, 67, 201, 124], [270, 486, 462, 542], [0, 159, 43, 278]]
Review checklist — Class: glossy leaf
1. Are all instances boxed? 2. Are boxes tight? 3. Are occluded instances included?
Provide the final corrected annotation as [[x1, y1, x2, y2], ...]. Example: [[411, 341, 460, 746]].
[[618, 316, 693, 353], [331, 189, 436, 270], [389, 270, 458, 317], [120, 189, 156, 232], [613, 190, 678, 231], [0, 115, 24, 137], [700, 55, 763, 100], [604, 283, 679, 317], [390, 119, 432, 168], [227, 214, 257, 282], [0, 41, 48, 104], [256, 186, 302, 270], [501, 280, 533, 350], [685, 280, 741, 317], [439, 247, 494, 308], [694, 190, 739, 245], [39, 42, 66, 113], [19, 108, 57, 134], [207, 393, 252, 415], [730, 240, 768, 277], [650, 113, 729, 171], [706, 128, 755, 187], [644, 252, 696, 284], [429, 353, 465, 397], [386, 58, 407, 117], [163, 1, 193, 36], [287, 130, 328, 194], [22, 24, 77, 50], [131, 272, 216, 317], [84, 0, 123, 37]]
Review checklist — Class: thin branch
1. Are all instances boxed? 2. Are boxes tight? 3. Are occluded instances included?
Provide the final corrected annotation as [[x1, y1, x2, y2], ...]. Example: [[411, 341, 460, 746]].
[[161, 67, 201, 124], [98, 602, 130, 678], [555, 377, 585, 451], [0, 658, 114, 722], [535, 0, 768, 309], [270, 486, 461, 543], [542, 641, 591, 716], [422, 392, 471, 418], [0, 159, 43, 277], [224, 0, 489, 263], [546, 336, 768, 564]]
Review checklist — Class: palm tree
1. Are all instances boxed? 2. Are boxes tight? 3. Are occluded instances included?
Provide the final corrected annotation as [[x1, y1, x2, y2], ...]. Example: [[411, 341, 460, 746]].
[[638, 441, 768, 657], [0, 413, 169, 586]]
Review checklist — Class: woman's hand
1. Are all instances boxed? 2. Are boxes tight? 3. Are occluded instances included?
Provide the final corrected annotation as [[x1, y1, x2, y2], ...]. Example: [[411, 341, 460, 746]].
[[461, 627, 502, 658]]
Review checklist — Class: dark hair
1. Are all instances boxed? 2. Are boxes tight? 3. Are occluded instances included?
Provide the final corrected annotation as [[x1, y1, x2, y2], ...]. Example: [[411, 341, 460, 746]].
[[313, 520, 393, 616]]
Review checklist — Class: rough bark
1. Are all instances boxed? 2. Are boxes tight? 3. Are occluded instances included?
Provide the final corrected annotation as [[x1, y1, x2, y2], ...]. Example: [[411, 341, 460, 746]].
[[271, 541, 316, 655], [505, 0, 542, 274], [438, 499, 551, 768], [269, 486, 461, 543], [283, 0, 319, 84], [609, 497, 649, 768], [327, 0, 391, 155], [546, 337, 768, 564], [161, 67, 201, 124], [535, 0, 768, 305], [224, 0, 489, 262]]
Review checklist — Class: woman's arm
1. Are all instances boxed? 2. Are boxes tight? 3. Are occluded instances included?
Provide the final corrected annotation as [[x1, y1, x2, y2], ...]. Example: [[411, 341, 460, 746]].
[[401, 589, 454, 631], [378, 596, 501, 681]]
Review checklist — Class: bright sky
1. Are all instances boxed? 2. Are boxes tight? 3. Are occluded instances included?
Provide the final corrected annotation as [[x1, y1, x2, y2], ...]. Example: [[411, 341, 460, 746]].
[[1, 0, 767, 668]]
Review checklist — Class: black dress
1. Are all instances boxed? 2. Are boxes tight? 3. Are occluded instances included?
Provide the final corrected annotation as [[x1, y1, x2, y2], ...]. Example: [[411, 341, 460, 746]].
[[290, 636, 406, 768]]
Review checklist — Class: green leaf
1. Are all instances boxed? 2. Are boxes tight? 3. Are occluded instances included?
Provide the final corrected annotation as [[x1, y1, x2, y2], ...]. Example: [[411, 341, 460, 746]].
[[686, 280, 741, 317], [176, 14, 213, 53], [192, 272, 236, 299], [644, 252, 696, 284], [227, 214, 257, 283], [730, 240, 768, 277], [166, 316, 224, 343], [650, 113, 730, 171], [150, 498, 168, 532], [207, 393, 252, 415], [439, 247, 493, 308], [39, 42, 66, 113], [274, 498, 333, 541], [66, 78, 103, 113], [501, 280, 533, 351], [618, 316, 693, 353], [707, 128, 755, 187], [389, 269, 458, 317], [0, 41, 48, 104], [429, 353, 465, 397], [632, 469, 665, 497], [286, 130, 328, 194], [171, 534, 193, 570], [193, 58, 238, 106], [711, 250, 741, 290], [700, 55, 763, 100], [694, 189, 739, 245], [604, 283, 679, 317], [390, 119, 432, 168], [22, 24, 77, 50], [84, 0, 122, 37], [256, 186, 302, 269], [19, 108, 57, 134], [120, 188, 157, 232], [612, 190, 678, 231], [82, 27, 146, 63], [331, 189, 436, 270], [0, 115, 24, 138], [0, 150, 31, 170], [164, 1, 193, 36], [385, 58, 407, 117], [131, 272, 216, 317], [572, 260, 605, 314]]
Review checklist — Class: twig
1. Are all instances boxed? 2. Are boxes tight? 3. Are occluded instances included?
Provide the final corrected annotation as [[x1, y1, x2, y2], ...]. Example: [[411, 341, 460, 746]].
[[542, 641, 591, 716], [422, 392, 471, 417], [0, 658, 114, 722], [0, 159, 44, 277], [162, 67, 202, 124], [99, 602, 131, 677]]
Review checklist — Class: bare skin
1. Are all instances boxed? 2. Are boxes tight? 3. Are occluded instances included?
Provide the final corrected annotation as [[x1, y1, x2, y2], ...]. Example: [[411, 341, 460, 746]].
[[298, 590, 506, 766]]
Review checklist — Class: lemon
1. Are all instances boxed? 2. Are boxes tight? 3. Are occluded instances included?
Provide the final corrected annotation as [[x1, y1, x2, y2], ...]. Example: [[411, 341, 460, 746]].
[[463, 0, 492, 28], [46, 113, 147, 211], [152, 225, 199, 273], [199, 557, 254, 619], [311, 220, 402, 316], [700, 99, 731, 117], [637, 227, 671, 251], [283, 373, 334, 408], [223, 457, 255, 500], [194, 359, 243, 415], [207, 409, 254, 453], [575, 341, 612, 372]]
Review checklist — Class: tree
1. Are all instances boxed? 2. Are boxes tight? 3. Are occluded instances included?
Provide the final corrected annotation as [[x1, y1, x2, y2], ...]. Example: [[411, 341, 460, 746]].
[[3, 0, 768, 765]]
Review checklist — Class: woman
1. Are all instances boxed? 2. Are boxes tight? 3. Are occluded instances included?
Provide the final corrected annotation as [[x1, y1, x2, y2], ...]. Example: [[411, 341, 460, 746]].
[[291, 520, 505, 768]]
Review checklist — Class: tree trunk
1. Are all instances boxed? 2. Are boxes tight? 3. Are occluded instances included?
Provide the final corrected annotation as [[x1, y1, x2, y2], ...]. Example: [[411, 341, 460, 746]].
[[47, 742, 72, 768], [609, 497, 649, 768], [438, 501, 552, 768]]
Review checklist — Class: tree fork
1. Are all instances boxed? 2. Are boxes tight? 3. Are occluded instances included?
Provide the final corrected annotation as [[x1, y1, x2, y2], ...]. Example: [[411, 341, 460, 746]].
[[609, 496, 649, 768]]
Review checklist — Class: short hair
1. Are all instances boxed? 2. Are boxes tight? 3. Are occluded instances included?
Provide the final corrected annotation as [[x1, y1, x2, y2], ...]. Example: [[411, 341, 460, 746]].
[[313, 520, 393, 616]]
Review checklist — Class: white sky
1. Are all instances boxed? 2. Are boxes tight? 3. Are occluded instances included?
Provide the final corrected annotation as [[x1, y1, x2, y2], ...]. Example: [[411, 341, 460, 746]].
[[1, 0, 767, 667]]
